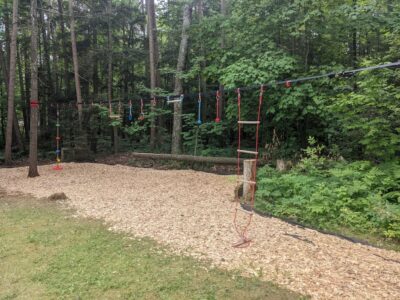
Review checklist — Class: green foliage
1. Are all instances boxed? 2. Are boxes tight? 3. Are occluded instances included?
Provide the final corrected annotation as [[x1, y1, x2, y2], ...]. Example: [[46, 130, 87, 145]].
[[256, 141, 400, 241], [181, 113, 233, 156], [332, 68, 400, 161]]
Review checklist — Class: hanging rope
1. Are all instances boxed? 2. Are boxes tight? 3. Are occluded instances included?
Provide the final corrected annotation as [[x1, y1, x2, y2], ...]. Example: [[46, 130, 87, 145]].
[[233, 85, 264, 248], [197, 92, 202, 125], [53, 104, 63, 171], [236, 88, 241, 178], [215, 90, 221, 123], [128, 99, 133, 121], [139, 98, 145, 121]]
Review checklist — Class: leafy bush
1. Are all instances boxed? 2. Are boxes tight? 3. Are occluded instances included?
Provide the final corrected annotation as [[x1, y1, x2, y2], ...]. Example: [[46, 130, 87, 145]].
[[332, 68, 400, 161], [256, 141, 400, 240]]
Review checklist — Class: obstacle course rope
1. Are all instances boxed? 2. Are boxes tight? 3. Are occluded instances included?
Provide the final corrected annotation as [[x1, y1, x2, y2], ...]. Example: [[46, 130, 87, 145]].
[[215, 90, 221, 123], [53, 104, 63, 171], [139, 98, 145, 121], [128, 99, 133, 121], [46, 60, 400, 116], [197, 92, 202, 125], [233, 85, 264, 248]]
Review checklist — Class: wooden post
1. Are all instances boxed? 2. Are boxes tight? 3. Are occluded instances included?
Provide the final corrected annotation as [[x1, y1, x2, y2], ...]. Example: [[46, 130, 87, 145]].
[[243, 159, 256, 198]]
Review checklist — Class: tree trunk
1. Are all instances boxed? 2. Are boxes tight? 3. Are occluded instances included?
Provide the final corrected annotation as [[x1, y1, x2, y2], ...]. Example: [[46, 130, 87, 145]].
[[107, 0, 113, 111], [12, 109, 23, 150], [4, 0, 19, 165], [92, 26, 99, 101], [107, 0, 118, 153], [28, 0, 39, 177], [171, 3, 192, 154], [58, 0, 69, 96], [197, 0, 208, 122], [39, 3, 54, 100], [1, 31, 24, 153], [3, 0, 11, 63], [146, 0, 159, 149], [218, 0, 227, 119], [351, 0, 357, 68], [17, 42, 29, 141], [0, 87, 5, 145], [68, 0, 83, 123]]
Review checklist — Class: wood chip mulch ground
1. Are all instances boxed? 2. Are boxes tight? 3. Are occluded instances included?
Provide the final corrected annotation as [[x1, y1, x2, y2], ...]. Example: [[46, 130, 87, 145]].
[[0, 163, 399, 299]]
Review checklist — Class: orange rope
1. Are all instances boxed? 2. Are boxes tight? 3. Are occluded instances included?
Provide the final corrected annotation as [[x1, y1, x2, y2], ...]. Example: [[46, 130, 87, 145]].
[[233, 85, 264, 247]]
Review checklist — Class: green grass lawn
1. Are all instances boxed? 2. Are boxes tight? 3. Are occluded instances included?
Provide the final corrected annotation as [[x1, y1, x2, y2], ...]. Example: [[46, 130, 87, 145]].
[[0, 193, 304, 300]]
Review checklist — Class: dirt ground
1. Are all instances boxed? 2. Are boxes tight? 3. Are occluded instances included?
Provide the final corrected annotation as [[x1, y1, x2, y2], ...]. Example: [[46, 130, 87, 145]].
[[0, 163, 399, 299]]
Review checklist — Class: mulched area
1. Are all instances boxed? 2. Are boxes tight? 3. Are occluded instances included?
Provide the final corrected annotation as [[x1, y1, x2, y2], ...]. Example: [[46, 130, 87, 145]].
[[1, 163, 399, 299]]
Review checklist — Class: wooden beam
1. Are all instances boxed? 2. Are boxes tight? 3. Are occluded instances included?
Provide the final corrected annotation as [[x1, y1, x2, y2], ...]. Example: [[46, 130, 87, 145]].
[[127, 152, 244, 165]]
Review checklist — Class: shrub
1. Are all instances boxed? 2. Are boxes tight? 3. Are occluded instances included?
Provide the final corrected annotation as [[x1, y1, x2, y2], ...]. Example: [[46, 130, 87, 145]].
[[256, 140, 400, 240]]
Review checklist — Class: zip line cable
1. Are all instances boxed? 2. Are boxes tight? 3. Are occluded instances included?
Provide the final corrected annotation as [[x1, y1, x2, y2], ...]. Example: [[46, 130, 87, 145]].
[[48, 60, 400, 109]]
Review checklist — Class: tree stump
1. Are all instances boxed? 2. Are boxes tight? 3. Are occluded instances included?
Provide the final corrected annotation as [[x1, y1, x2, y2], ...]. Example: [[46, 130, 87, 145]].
[[243, 159, 256, 200], [276, 159, 293, 172]]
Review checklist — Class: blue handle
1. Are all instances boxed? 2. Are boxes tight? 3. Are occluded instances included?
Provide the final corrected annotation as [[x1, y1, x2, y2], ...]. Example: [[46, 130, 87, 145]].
[[197, 100, 202, 125], [128, 105, 133, 121]]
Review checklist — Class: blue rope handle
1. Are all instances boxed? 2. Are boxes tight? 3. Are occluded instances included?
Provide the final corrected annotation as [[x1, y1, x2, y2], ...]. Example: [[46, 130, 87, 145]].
[[128, 100, 133, 121], [197, 94, 202, 125]]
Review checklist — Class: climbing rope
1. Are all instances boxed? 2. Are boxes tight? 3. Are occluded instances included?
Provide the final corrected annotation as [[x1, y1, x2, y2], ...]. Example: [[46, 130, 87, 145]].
[[128, 99, 133, 121], [53, 104, 63, 171], [215, 90, 221, 123], [197, 92, 202, 125], [233, 85, 264, 248], [138, 98, 145, 121]]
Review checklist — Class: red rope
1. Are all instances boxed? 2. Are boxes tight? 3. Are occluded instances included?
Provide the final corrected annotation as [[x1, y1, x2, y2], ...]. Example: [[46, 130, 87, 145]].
[[233, 85, 264, 248], [236, 88, 241, 178], [215, 90, 221, 122]]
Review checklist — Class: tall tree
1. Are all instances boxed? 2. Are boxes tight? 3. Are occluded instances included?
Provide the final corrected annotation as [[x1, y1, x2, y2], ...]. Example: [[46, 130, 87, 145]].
[[107, 0, 113, 111], [218, 0, 227, 119], [171, 3, 192, 154], [39, 2, 54, 100], [0, 41, 23, 151], [4, 0, 19, 165], [57, 0, 69, 95], [68, 0, 83, 123], [146, 0, 159, 149], [107, 0, 118, 153], [28, 0, 39, 177]]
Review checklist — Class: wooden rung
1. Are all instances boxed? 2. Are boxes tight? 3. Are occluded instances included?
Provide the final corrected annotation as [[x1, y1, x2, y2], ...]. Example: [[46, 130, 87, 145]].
[[237, 179, 256, 185], [167, 100, 182, 103], [236, 207, 254, 215], [237, 149, 258, 155], [238, 121, 260, 125]]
